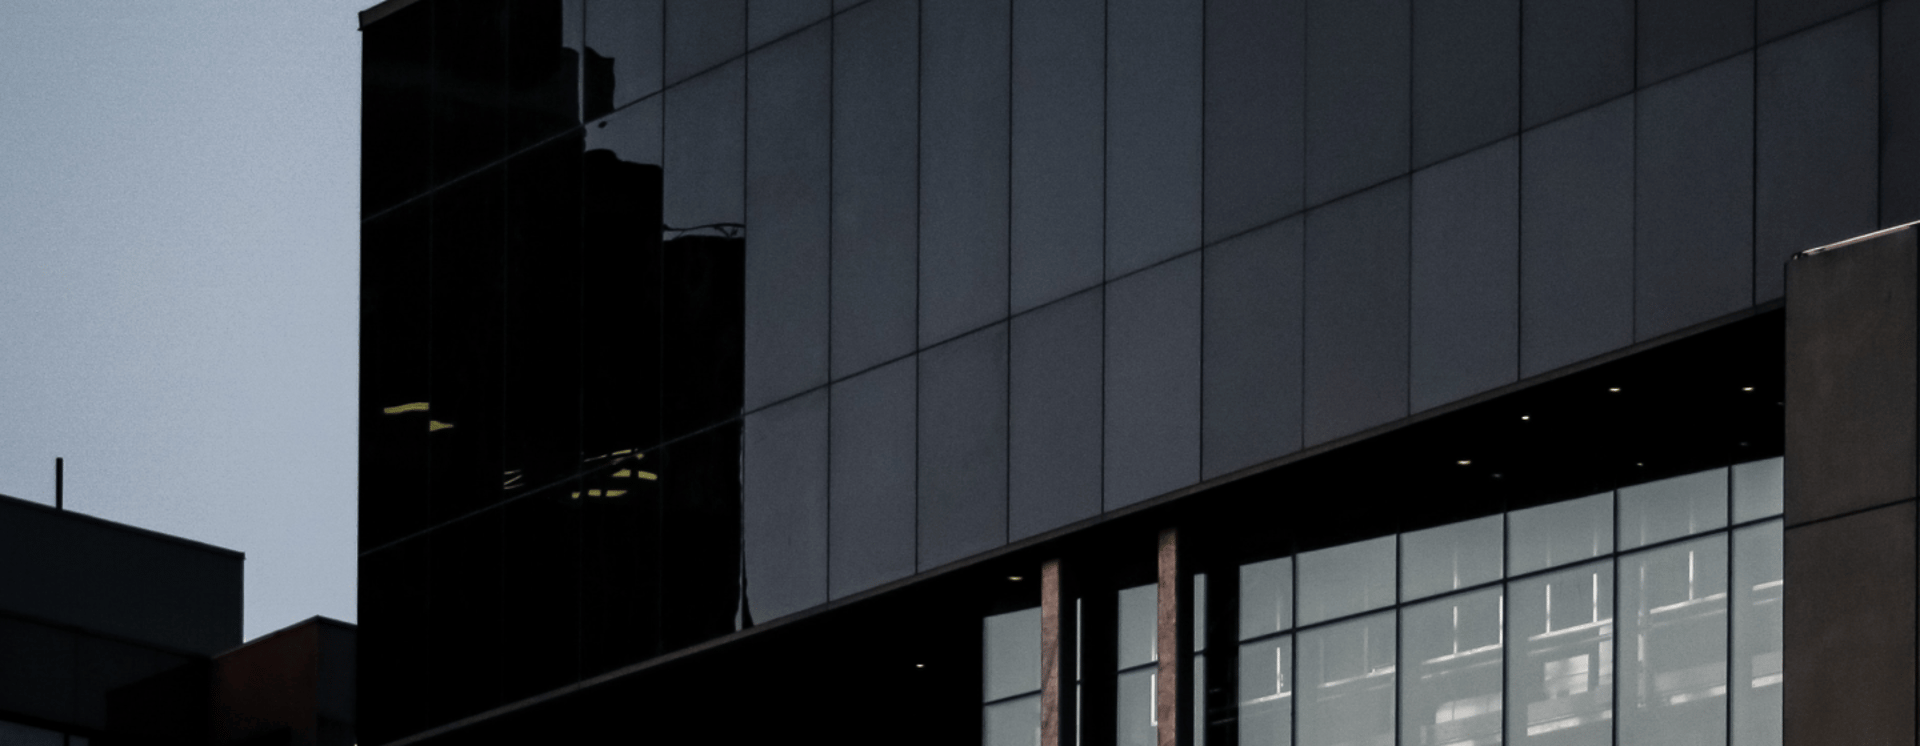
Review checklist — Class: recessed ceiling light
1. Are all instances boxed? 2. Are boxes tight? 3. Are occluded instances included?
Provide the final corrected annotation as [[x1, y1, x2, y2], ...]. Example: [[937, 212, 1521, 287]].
[[1457, 460, 1471, 466], [915, 664, 925, 668], [1742, 387, 1754, 392], [1608, 387, 1621, 393], [1008, 576, 1023, 582], [1520, 415, 1530, 421]]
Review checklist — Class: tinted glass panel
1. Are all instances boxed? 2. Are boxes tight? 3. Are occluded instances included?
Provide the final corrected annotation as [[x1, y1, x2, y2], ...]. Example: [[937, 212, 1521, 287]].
[[665, 0, 743, 85], [506, 0, 583, 150], [1412, 0, 1519, 167], [986, 693, 1044, 746], [1506, 559, 1613, 746], [1508, 492, 1613, 576], [748, 0, 830, 48], [1304, 181, 1411, 445], [429, 168, 507, 522], [1241, 557, 1295, 640], [1304, 0, 1410, 204], [361, 202, 433, 549], [1732, 457, 1784, 524], [579, 444, 666, 675], [1296, 612, 1396, 746], [1010, 0, 1104, 313], [1618, 535, 1729, 746], [1410, 139, 1520, 411], [1204, 0, 1305, 241], [432, 0, 510, 182], [1203, 217, 1305, 478], [742, 389, 828, 624], [830, 0, 919, 377], [1118, 583, 1159, 669], [507, 135, 589, 503], [1518, 98, 1634, 376], [917, 324, 1009, 568], [1401, 515, 1503, 602], [1239, 634, 1295, 746], [1732, 520, 1784, 746], [1639, 0, 1752, 85], [828, 357, 917, 598], [1400, 587, 1504, 746], [986, 607, 1043, 701], [1009, 290, 1104, 539], [1105, 0, 1202, 277], [1521, 0, 1633, 127], [743, 26, 830, 409], [1117, 666, 1156, 746], [919, 0, 1011, 345], [1297, 535, 1396, 626], [363, 0, 432, 214], [1105, 254, 1202, 509], [1618, 468, 1728, 550], [657, 423, 745, 649]]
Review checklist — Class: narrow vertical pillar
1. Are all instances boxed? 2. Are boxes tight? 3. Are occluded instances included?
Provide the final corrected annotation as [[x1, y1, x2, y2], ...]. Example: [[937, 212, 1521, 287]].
[[1783, 223, 1919, 746], [55, 457, 63, 510], [1042, 559, 1077, 746], [1157, 527, 1194, 746]]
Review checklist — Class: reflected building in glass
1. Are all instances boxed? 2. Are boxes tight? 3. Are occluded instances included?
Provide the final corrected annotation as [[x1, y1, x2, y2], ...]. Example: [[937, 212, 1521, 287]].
[[356, 1, 1920, 745]]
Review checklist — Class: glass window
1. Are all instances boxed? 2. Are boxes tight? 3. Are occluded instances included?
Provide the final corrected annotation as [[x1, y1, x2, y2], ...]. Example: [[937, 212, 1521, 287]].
[[1118, 666, 1157, 746], [1400, 586, 1504, 746], [1732, 520, 1784, 746], [1298, 535, 1396, 626], [985, 607, 1043, 702], [986, 694, 1043, 746], [1507, 559, 1613, 746], [1508, 492, 1613, 576], [1732, 457, 1784, 523], [1297, 611, 1397, 746], [1119, 583, 1158, 668], [1239, 634, 1294, 746], [1618, 534, 1728, 745], [1240, 556, 1294, 640], [1619, 467, 1729, 550], [1401, 514, 1504, 602]]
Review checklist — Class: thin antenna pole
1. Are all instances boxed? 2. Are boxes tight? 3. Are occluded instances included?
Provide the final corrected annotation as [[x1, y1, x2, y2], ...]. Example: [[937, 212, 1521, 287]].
[[55, 457, 63, 511]]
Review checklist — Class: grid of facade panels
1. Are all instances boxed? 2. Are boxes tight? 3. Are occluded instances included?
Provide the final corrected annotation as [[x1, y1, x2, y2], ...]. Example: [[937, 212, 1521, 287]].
[[983, 458, 1784, 746], [359, 0, 1900, 741]]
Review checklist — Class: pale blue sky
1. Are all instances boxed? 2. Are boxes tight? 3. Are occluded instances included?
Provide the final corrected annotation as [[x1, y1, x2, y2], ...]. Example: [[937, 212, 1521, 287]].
[[0, 1, 364, 640]]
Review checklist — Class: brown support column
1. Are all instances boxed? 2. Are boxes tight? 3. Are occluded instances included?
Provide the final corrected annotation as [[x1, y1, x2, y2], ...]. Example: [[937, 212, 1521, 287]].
[[1783, 223, 1920, 746], [1042, 559, 1077, 746], [1157, 528, 1193, 746]]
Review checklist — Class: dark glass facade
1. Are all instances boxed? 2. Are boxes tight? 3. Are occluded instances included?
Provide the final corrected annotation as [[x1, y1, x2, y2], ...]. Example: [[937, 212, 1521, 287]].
[[359, 0, 1915, 744]]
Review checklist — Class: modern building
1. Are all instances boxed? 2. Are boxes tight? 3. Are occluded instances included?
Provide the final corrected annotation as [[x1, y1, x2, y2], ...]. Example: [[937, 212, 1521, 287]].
[[355, 1, 1919, 745], [0, 493, 356, 746]]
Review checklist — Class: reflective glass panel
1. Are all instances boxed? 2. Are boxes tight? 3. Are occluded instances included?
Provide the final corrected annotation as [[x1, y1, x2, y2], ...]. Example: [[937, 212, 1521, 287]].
[[1506, 559, 1613, 746], [1119, 583, 1158, 668], [1298, 535, 1396, 626], [1618, 534, 1728, 746], [1618, 468, 1729, 550], [985, 693, 1042, 746], [1732, 520, 1783, 746], [1241, 556, 1294, 640], [1402, 514, 1504, 602], [1238, 634, 1294, 746], [1118, 666, 1156, 746], [0, 721, 61, 746], [1297, 611, 1396, 746], [985, 607, 1043, 701], [1400, 586, 1504, 746], [1732, 457, 1784, 524], [1508, 492, 1613, 576]]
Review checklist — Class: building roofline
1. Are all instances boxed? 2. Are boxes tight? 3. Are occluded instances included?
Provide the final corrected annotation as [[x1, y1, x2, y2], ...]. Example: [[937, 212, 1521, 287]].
[[359, 0, 423, 31], [0, 492, 245, 560]]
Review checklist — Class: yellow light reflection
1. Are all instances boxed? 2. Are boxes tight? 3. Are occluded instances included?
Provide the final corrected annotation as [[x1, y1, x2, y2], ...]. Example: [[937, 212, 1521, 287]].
[[605, 490, 628, 497], [429, 420, 454, 432], [384, 402, 429, 415], [635, 471, 658, 481]]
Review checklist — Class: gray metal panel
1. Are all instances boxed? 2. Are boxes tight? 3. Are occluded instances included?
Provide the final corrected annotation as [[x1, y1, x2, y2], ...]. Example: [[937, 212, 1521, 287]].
[[1305, 0, 1410, 205], [585, 0, 664, 115], [1010, 289, 1104, 540], [1411, 139, 1519, 412], [663, 60, 744, 230], [0, 616, 78, 725], [1885, 0, 1920, 226], [1756, 9, 1879, 302], [1204, 0, 1305, 243], [744, 26, 831, 409], [917, 324, 1011, 569], [1304, 180, 1411, 446], [1638, 0, 1753, 85], [920, 0, 1011, 346], [743, 388, 829, 623], [1105, 253, 1202, 509], [1011, 0, 1105, 313], [828, 356, 917, 599], [830, 0, 918, 378], [665, 0, 744, 86], [1636, 54, 1755, 340], [1760, 0, 1873, 41], [1203, 217, 1305, 479], [1520, 97, 1634, 376], [748, 0, 830, 47], [1521, 0, 1633, 127], [1412, 0, 1519, 168], [1783, 504, 1917, 746], [1106, 0, 1203, 278]]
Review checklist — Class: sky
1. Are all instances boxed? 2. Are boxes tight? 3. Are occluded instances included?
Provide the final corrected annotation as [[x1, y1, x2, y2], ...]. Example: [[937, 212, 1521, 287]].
[[0, 1, 365, 640]]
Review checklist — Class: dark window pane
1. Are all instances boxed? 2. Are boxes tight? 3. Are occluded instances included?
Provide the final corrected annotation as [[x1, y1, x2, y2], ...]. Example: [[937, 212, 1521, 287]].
[[429, 168, 507, 522], [1105, 253, 1201, 509], [507, 0, 583, 150], [666, 0, 744, 86], [1639, 0, 1752, 86], [1203, 217, 1304, 478], [362, 202, 433, 549], [579, 444, 665, 675], [658, 422, 744, 650], [1410, 139, 1518, 411], [744, 26, 831, 409], [359, 538, 431, 744], [1635, 55, 1754, 341], [743, 389, 829, 624], [1519, 97, 1633, 376], [500, 487, 580, 701], [363, 0, 432, 214], [1412, 0, 1518, 167], [1889, 0, 1920, 226], [1305, 0, 1409, 205], [1204, 0, 1306, 242], [424, 511, 503, 725], [583, 0, 662, 120], [1009, 289, 1103, 539], [1106, 0, 1202, 277], [830, 0, 918, 377], [662, 63, 746, 438], [1755, 10, 1878, 301], [920, 0, 1011, 345], [507, 136, 588, 496], [829, 357, 917, 598], [1303, 180, 1410, 446], [1011, 0, 1104, 313], [432, 0, 511, 183], [918, 324, 1010, 569], [1521, 0, 1633, 128]]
